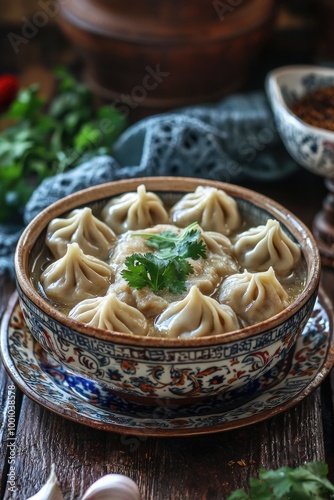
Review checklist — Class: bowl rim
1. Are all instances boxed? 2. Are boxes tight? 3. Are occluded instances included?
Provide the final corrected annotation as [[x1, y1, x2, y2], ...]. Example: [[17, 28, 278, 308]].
[[265, 64, 334, 139], [15, 176, 321, 347]]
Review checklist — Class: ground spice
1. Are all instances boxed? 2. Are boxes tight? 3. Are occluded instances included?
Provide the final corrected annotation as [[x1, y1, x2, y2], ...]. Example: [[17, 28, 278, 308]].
[[290, 85, 334, 131]]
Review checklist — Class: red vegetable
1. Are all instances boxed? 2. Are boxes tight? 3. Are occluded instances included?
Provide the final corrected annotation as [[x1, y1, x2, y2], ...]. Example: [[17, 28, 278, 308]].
[[0, 74, 19, 109]]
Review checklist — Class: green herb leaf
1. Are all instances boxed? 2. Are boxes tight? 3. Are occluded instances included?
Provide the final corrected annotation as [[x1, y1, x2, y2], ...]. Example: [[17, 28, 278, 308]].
[[122, 223, 207, 294], [226, 490, 250, 500], [0, 67, 128, 223], [121, 253, 194, 294], [226, 462, 334, 500], [6, 85, 45, 121], [74, 123, 103, 153], [136, 222, 207, 260]]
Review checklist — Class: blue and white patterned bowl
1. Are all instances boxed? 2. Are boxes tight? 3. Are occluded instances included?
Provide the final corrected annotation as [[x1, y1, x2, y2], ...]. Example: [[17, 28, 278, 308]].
[[14, 177, 321, 405], [266, 64, 334, 176]]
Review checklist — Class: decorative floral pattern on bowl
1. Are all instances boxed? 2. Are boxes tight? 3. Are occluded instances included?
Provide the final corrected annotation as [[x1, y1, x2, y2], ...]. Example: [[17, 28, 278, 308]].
[[17, 285, 316, 403], [1, 292, 333, 436], [14, 177, 321, 405], [266, 65, 334, 176]]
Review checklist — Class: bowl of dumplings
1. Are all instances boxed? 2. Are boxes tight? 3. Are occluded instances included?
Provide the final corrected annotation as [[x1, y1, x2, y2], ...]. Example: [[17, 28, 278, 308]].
[[15, 177, 320, 405]]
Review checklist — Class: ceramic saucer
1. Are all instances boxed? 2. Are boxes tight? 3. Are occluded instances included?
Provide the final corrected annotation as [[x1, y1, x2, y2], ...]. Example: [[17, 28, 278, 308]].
[[1, 291, 334, 437]]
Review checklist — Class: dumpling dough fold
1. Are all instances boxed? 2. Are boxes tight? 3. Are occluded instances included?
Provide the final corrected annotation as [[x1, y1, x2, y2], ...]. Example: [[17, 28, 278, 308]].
[[155, 285, 239, 339], [46, 207, 116, 260], [169, 186, 241, 235], [233, 219, 301, 275], [101, 184, 169, 234], [218, 267, 290, 325], [69, 293, 149, 335], [40, 243, 113, 306]]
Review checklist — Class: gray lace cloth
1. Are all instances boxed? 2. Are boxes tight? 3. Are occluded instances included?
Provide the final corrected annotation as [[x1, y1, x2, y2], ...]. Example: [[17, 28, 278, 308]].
[[0, 91, 297, 277]]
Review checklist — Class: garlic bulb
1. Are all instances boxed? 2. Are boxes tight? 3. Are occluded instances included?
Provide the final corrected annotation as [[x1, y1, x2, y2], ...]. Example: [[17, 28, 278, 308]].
[[27, 464, 63, 500], [81, 474, 141, 500]]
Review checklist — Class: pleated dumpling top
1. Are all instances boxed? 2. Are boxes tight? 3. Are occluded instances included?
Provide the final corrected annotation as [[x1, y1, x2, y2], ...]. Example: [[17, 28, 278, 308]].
[[46, 207, 117, 260], [40, 243, 113, 307], [233, 219, 301, 275], [101, 184, 169, 234], [154, 285, 239, 339], [218, 267, 290, 325], [69, 293, 149, 336], [169, 186, 241, 235]]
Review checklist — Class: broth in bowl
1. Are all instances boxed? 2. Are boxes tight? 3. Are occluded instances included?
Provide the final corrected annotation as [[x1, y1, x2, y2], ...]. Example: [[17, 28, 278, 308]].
[[15, 177, 319, 404], [31, 184, 306, 339]]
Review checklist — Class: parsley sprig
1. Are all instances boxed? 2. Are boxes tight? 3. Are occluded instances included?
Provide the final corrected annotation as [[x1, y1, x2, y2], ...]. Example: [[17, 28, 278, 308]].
[[0, 67, 127, 223], [227, 462, 334, 499], [121, 253, 193, 294], [121, 223, 207, 294], [135, 222, 207, 260]]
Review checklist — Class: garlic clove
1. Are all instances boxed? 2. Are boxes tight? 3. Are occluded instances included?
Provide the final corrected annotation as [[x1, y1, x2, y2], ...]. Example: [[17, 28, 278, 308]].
[[81, 474, 141, 500], [27, 464, 64, 500]]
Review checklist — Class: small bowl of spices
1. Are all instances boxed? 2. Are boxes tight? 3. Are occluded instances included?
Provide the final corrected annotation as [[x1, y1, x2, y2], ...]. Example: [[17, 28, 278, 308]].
[[265, 64, 334, 176], [266, 64, 334, 266]]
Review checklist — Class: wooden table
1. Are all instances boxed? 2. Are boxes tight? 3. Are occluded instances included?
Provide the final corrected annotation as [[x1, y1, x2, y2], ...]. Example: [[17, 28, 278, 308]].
[[0, 168, 334, 499]]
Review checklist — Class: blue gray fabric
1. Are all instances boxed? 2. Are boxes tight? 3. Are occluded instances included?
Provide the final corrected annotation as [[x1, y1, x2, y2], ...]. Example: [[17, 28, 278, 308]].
[[0, 225, 24, 278], [0, 91, 298, 276]]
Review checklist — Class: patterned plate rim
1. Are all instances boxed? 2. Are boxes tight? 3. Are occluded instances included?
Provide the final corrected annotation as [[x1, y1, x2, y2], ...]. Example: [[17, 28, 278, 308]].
[[1, 289, 334, 437]]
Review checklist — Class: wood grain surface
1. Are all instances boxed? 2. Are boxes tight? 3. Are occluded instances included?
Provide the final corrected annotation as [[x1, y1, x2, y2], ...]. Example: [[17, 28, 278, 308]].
[[0, 364, 327, 500]]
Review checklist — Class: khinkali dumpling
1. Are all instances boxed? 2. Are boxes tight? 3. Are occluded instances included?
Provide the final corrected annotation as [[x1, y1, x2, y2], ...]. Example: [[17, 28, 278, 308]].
[[186, 254, 239, 295], [218, 267, 290, 325], [233, 219, 301, 275], [40, 243, 113, 306], [154, 286, 239, 339], [109, 278, 169, 318], [69, 293, 149, 335], [46, 207, 117, 260], [101, 184, 169, 234], [199, 228, 234, 256], [169, 186, 241, 235]]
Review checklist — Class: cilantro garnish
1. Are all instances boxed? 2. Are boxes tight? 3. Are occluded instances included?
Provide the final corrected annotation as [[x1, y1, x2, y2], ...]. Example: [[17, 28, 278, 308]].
[[121, 223, 207, 293], [227, 462, 334, 499], [135, 222, 207, 260], [0, 67, 127, 223], [121, 253, 193, 294]]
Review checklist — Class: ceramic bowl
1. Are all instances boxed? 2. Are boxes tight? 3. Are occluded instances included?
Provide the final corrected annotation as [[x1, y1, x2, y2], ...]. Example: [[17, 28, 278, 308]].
[[265, 64, 334, 176], [14, 177, 320, 405]]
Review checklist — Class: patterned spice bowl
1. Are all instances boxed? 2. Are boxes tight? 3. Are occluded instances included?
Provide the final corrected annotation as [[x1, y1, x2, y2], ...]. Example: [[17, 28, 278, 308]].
[[265, 65, 334, 266], [265, 64, 334, 177], [14, 177, 320, 406]]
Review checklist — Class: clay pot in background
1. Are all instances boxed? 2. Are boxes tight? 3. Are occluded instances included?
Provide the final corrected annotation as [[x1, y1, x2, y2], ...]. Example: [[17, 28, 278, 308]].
[[58, 0, 276, 115]]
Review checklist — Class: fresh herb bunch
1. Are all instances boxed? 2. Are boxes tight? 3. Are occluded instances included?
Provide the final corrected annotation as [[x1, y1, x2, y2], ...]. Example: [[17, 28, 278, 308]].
[[121, 223, 207, 293], [227, 462, 334, 500], [0, 67, 127, 223]]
